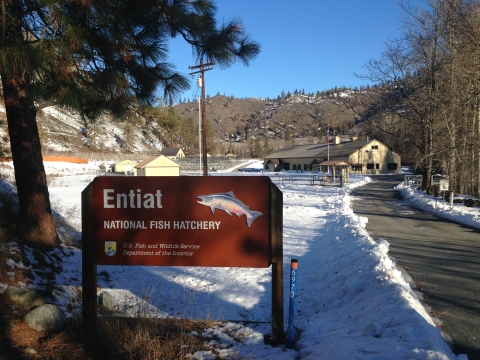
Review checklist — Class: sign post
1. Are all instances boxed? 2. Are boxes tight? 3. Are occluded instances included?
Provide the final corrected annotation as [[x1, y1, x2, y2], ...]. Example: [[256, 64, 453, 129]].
[[270, 182, 284, 344], [287, 259, 298, 348], [439, 179, 449, 202], [82, 176, 284, 340]]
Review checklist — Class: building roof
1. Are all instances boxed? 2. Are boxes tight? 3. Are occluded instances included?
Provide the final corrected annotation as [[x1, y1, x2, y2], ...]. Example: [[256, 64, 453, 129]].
[[265, 158, 283, 165], [135, 156, 157, 168], [134, 155, 181, 169], [160, 148, 182, 157], [115, 159, 138, 165], [318, 160, 351, 167], [265, 140, 372, 161]]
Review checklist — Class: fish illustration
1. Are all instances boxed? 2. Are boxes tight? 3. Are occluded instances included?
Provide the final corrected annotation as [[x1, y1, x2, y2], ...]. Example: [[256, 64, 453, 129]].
[[197, 191, 263, 227]]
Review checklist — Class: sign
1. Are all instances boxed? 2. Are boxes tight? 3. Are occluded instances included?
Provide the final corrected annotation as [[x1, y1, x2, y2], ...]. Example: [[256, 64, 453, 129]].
[[89, 176, 271, 267], [82, 176, 284, 340], [439, 179, 449, 191]]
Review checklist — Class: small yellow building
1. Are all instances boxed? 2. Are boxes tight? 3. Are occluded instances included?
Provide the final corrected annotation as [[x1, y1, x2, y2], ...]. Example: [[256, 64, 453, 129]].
[[113, 160, 138, 174], [134, 155, 181, 176]]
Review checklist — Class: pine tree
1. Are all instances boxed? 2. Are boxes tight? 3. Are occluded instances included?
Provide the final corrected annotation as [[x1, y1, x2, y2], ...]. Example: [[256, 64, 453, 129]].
[[122, 120, 135, 152], [157, 107, 181, 145], [0, 0, 259, 246], [206, 120, 216, 155], [179, 116, 198, 154], [254, 137, 261, 158]]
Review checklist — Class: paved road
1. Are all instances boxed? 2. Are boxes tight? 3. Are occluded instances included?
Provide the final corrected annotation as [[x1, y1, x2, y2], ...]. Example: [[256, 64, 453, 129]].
[[351, 175, 480, 359]]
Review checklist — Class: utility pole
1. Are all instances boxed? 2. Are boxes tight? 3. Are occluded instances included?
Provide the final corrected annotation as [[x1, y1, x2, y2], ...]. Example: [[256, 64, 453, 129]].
[[189, 60, 215, 176], [327, 124, 330, 161]]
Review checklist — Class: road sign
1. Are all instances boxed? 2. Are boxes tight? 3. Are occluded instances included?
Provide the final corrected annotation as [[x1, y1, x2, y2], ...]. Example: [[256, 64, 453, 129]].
[[439, 179, 449, 191]]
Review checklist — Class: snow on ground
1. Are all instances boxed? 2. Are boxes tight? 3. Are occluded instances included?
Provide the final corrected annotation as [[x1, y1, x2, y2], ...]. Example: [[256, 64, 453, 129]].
[[0, 160, 475, 359], [396, 184, 480, 231]]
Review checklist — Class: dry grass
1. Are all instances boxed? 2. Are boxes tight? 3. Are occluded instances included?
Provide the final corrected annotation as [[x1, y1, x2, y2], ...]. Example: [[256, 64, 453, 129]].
[[0, 291, 226, 360], [0, 250, 245, 359], [0, 204, 253, 360]]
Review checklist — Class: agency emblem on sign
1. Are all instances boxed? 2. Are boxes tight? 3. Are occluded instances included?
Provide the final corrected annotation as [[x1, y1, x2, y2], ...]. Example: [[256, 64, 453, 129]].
[[105, 242, 116, 256]]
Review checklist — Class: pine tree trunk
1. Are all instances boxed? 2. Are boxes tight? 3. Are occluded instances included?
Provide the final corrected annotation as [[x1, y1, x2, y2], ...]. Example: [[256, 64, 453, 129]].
[[2, 75, 59, 246], [475, 95, 480, 197]]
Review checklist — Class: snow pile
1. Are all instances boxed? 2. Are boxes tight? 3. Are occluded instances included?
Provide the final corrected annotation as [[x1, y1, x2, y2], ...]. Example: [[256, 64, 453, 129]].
[[0, 161, 471, 359], [396, 183, 480, 230]]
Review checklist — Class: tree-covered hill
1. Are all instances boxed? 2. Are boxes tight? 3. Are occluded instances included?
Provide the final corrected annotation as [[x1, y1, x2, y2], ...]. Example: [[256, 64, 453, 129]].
[[0, 90, 374, 159]]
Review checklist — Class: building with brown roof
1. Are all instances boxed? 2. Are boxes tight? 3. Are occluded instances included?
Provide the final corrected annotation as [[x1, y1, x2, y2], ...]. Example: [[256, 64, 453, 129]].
[[264, 137, 401, 175]]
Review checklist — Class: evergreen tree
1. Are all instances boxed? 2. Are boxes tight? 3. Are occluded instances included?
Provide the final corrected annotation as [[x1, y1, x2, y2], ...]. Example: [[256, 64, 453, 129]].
[[157, 107, 180, 145], [122, 119, 136, 152], [179, 116, 198, 154], [248, 136, 254, 157], [263, 135, 272, 156], [254, 137, 261, 158], [0, 0, 259, 246], [285, 126, 292, 143], [206, 120, 216, 155]]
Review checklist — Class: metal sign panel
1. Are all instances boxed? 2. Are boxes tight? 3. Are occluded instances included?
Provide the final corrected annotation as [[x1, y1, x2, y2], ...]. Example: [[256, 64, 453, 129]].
[[439, 179, 449, 191], [90, 176, 271, 267]]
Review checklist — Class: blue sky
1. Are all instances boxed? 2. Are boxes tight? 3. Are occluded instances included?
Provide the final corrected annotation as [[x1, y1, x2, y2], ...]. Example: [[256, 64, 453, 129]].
[[165, 1, 418, 102]]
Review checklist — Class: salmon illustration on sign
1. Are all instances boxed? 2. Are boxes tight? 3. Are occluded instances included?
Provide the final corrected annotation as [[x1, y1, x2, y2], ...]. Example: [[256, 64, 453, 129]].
[[197, 191, 263, 227]]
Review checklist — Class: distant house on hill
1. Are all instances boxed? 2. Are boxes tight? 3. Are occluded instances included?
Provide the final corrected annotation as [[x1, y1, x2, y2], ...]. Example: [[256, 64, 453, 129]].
[[159, 147, 185, 160], [134, 155, 181, 176], [264, 137, 401, 175]]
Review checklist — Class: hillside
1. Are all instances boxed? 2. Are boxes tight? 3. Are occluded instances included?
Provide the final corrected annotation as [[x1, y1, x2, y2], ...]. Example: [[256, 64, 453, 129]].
[[0, 90, 373, 159], [0, 106, 164, 160], [174, 91, 371, 153]]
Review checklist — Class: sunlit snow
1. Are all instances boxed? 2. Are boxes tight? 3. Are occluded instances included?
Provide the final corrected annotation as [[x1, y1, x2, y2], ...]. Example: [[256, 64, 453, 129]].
[[0, 160, 476, 359]]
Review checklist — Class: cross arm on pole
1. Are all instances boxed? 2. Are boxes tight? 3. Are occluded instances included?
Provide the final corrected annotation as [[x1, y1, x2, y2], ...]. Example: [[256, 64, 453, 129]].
[[188, 61, 215, 70]]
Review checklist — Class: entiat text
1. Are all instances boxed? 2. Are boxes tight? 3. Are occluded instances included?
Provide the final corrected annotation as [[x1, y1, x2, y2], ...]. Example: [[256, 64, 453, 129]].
[[103, 189, 163, 209]]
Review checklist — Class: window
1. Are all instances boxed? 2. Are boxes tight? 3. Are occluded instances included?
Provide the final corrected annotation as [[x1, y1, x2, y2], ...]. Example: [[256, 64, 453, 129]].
[[304, 164, 309, 171], [388, 163, 398, 170], [375, 164, 379, 169], [371, 145, 379, 150], [367, 163, 374, 169], [293, 164, 297, 171], [352, 165, 362, 171]]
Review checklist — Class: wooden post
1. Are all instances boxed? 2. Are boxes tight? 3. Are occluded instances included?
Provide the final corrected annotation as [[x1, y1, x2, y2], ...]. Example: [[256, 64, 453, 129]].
[[82, 183, 97, 329], [270, 183, 284, 344], [188, 61, 215, 176]]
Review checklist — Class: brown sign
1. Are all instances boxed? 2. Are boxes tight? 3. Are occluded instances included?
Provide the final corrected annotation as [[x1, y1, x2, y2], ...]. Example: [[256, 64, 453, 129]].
[[89, 176, 271, 267]]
